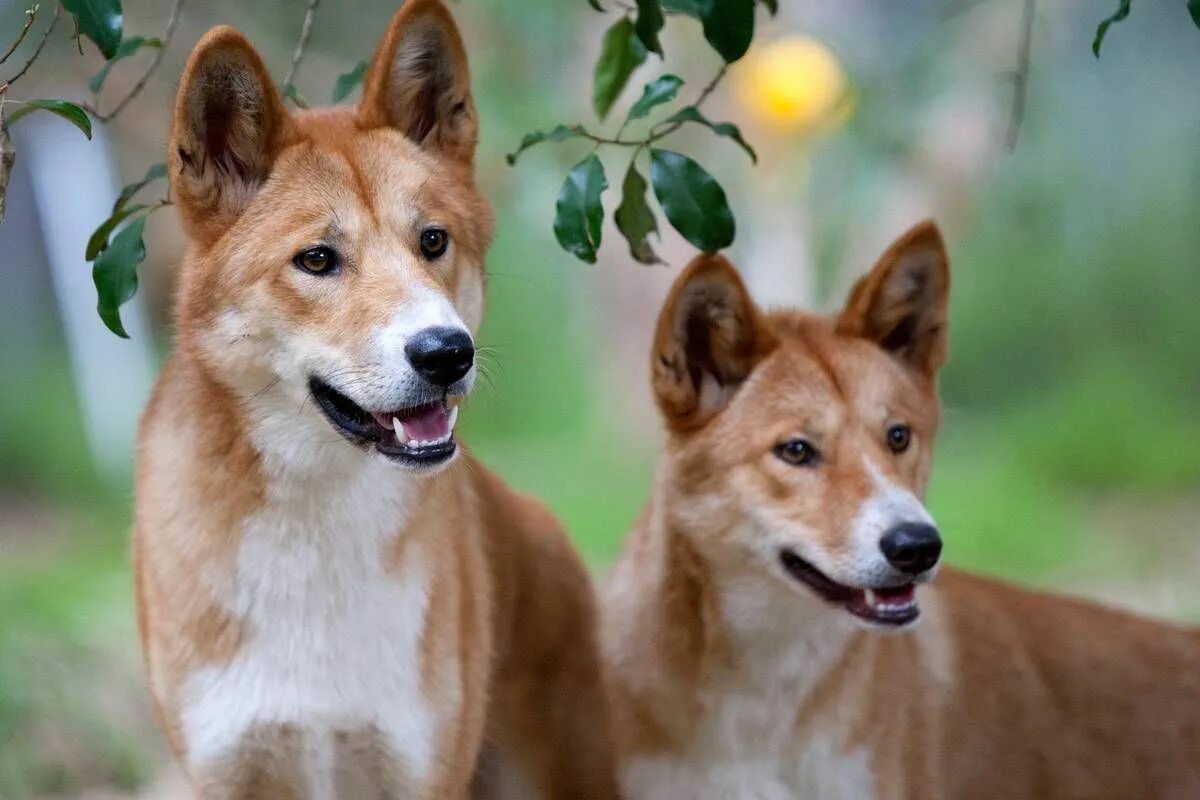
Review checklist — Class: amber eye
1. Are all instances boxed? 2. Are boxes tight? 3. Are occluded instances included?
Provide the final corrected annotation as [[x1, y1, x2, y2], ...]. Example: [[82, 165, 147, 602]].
[[420, 228, 449, 259], [294, 246, 338, 275], [887, 424, 911, 453], [774, 439, 820, 467]]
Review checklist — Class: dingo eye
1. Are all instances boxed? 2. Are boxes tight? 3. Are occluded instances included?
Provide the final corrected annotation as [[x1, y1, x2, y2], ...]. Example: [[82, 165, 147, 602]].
[[420, 228, 449, 259], [887, 424, 911, 453], [775, 439, 819, 467], [294, 246, 338, 275]]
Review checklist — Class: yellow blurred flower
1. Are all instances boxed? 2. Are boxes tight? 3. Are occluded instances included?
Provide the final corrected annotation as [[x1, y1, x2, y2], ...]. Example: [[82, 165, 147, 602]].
[[732, 36, 852, 135]]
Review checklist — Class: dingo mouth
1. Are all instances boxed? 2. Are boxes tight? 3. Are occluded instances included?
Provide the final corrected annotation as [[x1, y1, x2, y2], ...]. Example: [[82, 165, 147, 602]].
[[779, 549, 919, 627], [309, 377, 461, 468]]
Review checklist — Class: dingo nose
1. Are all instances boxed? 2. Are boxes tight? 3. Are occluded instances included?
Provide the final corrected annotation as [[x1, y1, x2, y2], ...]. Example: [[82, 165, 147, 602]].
[[880, 523, 942, 575], [405, 327, 474, 387]]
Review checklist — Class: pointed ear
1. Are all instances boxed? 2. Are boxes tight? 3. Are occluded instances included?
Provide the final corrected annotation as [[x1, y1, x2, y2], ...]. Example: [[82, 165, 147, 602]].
[[169, 26, 293, 244], [357, 0, 477, 163], [652, 255, 778, 431], [836, 220, 950, 378]]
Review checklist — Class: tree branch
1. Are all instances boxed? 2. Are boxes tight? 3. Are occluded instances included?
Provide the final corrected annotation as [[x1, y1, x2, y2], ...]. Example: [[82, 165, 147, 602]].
[[0, 4, 40, 66], [282, 0, 320, 91], [577, 64, 730, 148], [89, 0, 184, 123], [1006, 0, 1036, 150], [0, 113, 14, 222], [1, 2, 60, 89]]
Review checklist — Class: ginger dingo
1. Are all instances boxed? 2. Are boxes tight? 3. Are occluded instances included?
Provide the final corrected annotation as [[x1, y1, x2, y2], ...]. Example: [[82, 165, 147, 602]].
[[602, 221, 1200, 799], [134, 2, 617, 796]]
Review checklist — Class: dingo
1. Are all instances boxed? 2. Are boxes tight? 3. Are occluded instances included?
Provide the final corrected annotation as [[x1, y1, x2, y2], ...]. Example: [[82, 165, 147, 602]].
[[601, 221, 1200, 799], [134, 2, 616, 796]]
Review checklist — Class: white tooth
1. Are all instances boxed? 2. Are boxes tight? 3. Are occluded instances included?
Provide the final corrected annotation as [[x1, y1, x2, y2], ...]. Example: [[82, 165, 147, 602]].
[[407, 437, 420, 447], [865, 589, 877, 607], [392, 417, 403, 438], [448, 406, 459, 430]]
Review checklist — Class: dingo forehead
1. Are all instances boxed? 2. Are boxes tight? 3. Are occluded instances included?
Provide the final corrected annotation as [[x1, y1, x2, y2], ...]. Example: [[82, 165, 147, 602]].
[[697, 314, 939, 451], [236, 113, 491, 255]]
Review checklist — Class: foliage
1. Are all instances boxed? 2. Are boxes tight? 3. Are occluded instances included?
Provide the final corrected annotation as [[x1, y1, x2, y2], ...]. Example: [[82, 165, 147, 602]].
[[86, 163, 167, 336], [88, 36, 161, 93], [4, 98, 91, 137], [554, 154, 609, 263], [60, 0, 122, 58], [332, 60, 368, 102], [92, 216, 147, 338], [0, 0, 1196, 337], [508, 0, 774, 265]]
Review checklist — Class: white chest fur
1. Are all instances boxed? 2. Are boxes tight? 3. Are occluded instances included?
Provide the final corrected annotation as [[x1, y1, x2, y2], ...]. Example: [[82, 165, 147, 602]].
[[179, 461, 443, 794], [620, 575, 878, 800], [622, 685, 876, 800]]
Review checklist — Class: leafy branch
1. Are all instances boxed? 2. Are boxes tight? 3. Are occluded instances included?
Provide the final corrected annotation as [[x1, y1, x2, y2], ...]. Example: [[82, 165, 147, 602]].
[[1, 2, 62, 89], [508, 0, 772, 266], [0, 4, 42, 67], [87, 0, 324, 337], [85, 0, 184, 122]]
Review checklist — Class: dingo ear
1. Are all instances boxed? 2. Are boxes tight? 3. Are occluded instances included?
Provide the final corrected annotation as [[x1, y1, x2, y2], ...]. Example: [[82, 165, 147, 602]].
[[652, 255, 777, 430], [358, 0, 477, 164], [837, 221, 950, 378], [169, 26, 292, 244]]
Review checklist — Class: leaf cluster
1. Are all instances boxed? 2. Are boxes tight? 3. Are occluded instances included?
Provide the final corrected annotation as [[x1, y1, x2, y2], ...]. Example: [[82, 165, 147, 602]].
[[509, 0, 774, 265]]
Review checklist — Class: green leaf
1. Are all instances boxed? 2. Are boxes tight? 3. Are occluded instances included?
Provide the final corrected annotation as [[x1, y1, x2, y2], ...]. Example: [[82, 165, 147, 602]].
[[554, 154, 608, 264], [635, 0, 665, 56], [332, 61, 368, 103], [88, 36, 161, 94], [93, 215, 146, 338], [614, 162, 661, 265], [112, 162, 167, 214], [282, 83, 308, 108], [1093, 0, 1132, 57], [86, 203, 148, 260], [593, 17, 648, 120], [506, 124, 586, 166], [61, 0, 123, 59], [662, 106, 757, 163], [759, 0, 778, 15], [698, 0, 756, 63], [6, 100, 93, 139], [649, 148, 734, 253], [1188, 0, 1200, 28], [626, 75, 684, 122]]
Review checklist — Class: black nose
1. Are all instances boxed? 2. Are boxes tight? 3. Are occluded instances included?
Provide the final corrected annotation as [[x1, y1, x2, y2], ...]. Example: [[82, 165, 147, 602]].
[[405, 327, 474, 388], [879, 522, 942, 575]]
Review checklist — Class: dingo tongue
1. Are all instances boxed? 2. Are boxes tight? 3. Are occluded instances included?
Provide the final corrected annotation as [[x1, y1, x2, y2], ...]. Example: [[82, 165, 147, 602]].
[[371, 402, 450, 442]]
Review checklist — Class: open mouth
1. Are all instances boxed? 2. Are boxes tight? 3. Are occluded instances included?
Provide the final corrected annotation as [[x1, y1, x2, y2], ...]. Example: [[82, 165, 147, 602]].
[[779, 549, 919, 627], [309, 377, 460, 468]]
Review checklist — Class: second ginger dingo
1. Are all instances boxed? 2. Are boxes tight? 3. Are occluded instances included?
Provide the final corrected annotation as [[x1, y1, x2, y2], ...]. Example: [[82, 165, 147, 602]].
[[602, 221, 1200, 799]]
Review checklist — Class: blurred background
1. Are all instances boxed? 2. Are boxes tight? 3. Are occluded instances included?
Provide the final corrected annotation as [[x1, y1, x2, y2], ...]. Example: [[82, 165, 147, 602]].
[[2, 0, 1199, 794]]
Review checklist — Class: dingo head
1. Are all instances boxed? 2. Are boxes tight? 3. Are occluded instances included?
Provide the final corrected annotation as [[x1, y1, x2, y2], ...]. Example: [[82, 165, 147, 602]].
[[169, 0, 492, 474], [651, 222, 950, 628]]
